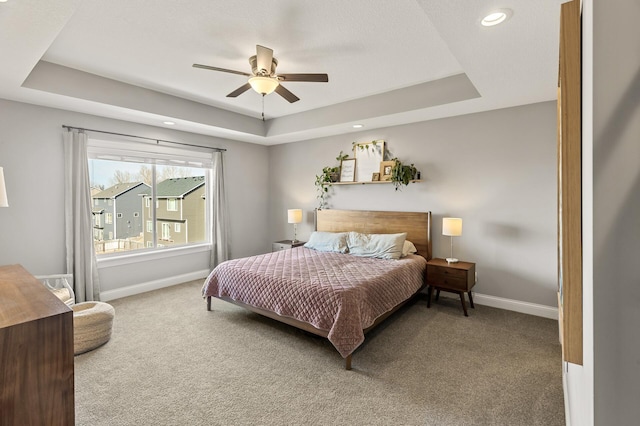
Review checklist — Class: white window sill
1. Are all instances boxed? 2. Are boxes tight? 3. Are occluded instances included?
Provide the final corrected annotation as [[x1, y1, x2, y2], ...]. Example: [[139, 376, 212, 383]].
[[97, 243, 211, 268]]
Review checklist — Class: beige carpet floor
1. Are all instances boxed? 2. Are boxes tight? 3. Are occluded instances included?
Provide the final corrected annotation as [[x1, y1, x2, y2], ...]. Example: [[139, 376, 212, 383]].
[[75, 280, 565, 425]]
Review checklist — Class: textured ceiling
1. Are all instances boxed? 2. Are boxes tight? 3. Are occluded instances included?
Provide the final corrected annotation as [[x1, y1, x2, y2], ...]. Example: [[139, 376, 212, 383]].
[[0, 0, 565, 145]]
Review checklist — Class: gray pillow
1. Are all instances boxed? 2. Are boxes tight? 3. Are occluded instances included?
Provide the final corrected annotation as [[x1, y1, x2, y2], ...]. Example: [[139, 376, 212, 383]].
[[304, 232, 349, 253], [347, 232, 407, 260]]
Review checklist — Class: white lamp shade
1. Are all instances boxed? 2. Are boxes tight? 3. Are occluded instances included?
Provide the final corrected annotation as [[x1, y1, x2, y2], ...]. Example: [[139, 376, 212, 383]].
[[287, 209, 302, 224], [442, 217, 462, 236], [0, 167, 8, 207], [249, 76, 279, 95]]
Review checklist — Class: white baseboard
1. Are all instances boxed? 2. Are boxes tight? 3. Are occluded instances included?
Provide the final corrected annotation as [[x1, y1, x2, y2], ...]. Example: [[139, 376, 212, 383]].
[[435, 291, 558, 319], [100, 272, 558, 320], [100, 269, 210, 302], [472, 292, 558, 319]]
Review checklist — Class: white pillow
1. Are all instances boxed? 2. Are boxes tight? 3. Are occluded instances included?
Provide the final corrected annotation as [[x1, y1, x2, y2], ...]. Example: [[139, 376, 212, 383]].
[[347, 232, 407, 260], [402, 240, 418, 257], [304, 232, 349, 253]]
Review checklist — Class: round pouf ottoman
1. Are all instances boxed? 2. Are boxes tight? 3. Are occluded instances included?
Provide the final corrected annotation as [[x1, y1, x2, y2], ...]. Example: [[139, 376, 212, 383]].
[[72, 301, 115, 355]]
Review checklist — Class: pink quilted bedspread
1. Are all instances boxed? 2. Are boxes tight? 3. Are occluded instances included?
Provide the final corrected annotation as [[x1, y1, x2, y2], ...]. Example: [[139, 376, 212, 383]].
[[202, 247, 426, 358]]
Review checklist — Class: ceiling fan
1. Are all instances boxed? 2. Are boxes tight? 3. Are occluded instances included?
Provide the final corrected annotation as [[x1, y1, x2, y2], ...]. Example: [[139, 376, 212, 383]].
[[192, 45, 329, 103]]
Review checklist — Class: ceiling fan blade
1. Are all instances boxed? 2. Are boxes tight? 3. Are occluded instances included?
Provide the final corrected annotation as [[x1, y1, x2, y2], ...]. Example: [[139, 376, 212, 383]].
[[256, 45, 274, 75], [275, 84, 300, 103], [278, 73, 329, 82], [192, 64, 251, 77], [226, 83, 252, 98]]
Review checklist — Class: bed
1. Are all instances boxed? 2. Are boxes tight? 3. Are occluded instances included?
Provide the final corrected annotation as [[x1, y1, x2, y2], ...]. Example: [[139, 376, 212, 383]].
[[202, 209, 432, 369]]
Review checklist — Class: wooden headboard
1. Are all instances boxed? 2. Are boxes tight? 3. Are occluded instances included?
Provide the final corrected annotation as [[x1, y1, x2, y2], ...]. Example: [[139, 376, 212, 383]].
[[315, 209, 432, 260]]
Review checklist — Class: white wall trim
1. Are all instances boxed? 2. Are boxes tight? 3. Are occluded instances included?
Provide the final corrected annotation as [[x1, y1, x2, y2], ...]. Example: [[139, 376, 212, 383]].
[[472, 292, 558, 319], [97, 244, 211, 268], [100, 269, 210, 302], [434, 291, 558, 319]]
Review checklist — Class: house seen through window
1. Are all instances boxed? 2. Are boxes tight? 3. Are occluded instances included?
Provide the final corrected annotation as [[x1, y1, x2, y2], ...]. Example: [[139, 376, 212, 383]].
[[88, 138, 212, 256]]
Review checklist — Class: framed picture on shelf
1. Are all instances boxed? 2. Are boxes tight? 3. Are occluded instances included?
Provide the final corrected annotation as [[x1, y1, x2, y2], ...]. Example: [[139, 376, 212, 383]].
[[380, 160, 395, 181], [353, 140, 384, 182], [372, 172, 380, 181], [340, 158, 356, 182]]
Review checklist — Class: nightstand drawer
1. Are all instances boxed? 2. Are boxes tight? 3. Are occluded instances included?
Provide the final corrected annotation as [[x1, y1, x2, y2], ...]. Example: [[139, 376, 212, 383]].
[[427, 272, 468, 291], [272, 242, 291, 251], [427, 264, 468, 279], [272, 240, 306, 252]]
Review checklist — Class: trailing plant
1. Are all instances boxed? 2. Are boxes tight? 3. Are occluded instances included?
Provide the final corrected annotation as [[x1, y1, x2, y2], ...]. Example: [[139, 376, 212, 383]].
[[314, 151, 349, 209], [336, 150, 349, 162], [352, 139, 380, 154], [390, 158, 418, 191]]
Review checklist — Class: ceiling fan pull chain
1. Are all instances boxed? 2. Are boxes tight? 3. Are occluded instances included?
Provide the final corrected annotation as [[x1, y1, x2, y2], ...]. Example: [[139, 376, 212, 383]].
[[262, 94, 265, 122]]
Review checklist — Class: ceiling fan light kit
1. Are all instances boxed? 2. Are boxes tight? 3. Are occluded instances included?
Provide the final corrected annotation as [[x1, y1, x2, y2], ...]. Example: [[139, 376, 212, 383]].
[[249, 76, 279, 95], [193, 44, 328, 104]]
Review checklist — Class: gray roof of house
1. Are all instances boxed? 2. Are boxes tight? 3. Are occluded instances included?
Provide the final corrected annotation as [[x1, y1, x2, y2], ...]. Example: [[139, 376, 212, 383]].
[[153, 176, 205, 198], [92, 182, 151, 199]]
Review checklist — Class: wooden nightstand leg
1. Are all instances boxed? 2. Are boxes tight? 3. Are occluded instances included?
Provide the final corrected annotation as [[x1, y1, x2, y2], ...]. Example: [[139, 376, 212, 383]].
[[435, 289, 440, 301], [468, 291, 475, 309], [427, 286, 433, 308], [459, 292, 468, 317]]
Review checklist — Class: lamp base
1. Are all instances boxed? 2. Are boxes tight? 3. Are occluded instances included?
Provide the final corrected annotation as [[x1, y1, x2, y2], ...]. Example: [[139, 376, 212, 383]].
[[446, 257, 459, 264]]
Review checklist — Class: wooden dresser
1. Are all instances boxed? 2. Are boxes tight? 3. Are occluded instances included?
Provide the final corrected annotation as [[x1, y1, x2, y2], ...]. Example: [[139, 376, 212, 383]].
[[0, 264, 74, 426]]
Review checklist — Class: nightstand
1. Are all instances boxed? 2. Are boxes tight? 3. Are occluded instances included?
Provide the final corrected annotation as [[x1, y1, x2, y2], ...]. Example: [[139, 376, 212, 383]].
[[272, 240, 306, 252], [426, 258, 476, 316]]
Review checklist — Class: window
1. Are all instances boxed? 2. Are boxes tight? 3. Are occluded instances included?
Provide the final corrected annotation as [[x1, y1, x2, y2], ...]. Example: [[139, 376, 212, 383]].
[[88, 138, 212, 256], [94, 214, 102, 227], [105, 213, 113, 224], [161, 223, 171, 240]]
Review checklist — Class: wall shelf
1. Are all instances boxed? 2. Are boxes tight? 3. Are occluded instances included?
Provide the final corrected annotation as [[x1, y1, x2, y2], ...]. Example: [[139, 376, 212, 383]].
[[332, 180, 422, 186]]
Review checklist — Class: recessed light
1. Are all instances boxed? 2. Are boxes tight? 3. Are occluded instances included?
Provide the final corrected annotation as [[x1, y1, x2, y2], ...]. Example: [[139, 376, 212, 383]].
[[163, 121, 175, 125], [481, 9, 512, 27], [352, 124, 364, 129]]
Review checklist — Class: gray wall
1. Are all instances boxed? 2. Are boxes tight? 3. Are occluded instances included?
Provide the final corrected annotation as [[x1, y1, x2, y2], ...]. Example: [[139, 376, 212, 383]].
[[592, 0, 640, 422], [268, 101, 558, 307], [0, 99, 269, 291]]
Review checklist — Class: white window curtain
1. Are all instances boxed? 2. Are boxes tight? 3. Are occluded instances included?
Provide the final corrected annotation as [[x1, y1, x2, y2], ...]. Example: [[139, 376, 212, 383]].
[[209, 151, 229, 269], [64, 130, 100, 301]]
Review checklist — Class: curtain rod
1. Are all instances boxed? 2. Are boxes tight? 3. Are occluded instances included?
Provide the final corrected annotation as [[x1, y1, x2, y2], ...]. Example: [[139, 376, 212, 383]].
[[62, 125, 227, 152]]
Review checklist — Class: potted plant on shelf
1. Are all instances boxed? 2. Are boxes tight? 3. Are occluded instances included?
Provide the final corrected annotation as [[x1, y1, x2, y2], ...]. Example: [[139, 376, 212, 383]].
[[315, 151, 350, 209], [390, 158, 418, 191]]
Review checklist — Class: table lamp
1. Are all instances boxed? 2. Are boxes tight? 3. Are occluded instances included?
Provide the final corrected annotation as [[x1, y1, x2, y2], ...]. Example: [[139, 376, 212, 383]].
[[0, 167, 8, 207], [442, 217, 462, 263], [287, 209, 302, 243]]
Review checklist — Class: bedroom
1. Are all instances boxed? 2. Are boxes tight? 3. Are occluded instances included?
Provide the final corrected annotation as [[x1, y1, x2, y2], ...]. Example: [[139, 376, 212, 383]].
[[0, 0, 638, 425]]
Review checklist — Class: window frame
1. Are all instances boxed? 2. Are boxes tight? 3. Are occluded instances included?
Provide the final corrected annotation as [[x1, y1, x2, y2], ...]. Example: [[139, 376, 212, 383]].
[[87, 138, 213, 260]]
